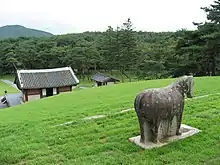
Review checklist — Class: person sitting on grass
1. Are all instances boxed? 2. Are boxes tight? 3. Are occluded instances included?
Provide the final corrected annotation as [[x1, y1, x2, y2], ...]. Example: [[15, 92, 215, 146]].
[[0, 90, 8, 105]]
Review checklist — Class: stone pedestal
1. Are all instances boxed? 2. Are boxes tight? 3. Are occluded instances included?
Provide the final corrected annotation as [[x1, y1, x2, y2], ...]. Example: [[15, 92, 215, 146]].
[[129, 124, 200, 149]]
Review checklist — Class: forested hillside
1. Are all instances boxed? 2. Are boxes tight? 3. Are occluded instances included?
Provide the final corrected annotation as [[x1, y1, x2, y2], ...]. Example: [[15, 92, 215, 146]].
[[0, 1, 220, 80], [0, 25, 53, 39]]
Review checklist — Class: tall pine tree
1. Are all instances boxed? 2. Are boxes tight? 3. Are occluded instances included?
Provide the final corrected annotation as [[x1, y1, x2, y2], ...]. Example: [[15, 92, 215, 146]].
[[118, 18, 139, 82]]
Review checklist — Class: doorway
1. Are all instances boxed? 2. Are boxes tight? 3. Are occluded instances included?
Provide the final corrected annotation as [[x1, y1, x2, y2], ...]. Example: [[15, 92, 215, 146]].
[[46, 88, 53, 97]]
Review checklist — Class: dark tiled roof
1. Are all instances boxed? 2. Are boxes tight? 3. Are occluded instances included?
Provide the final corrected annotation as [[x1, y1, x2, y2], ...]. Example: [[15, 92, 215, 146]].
[[91, 72, 120, 83], [15, 67, 79, 89]]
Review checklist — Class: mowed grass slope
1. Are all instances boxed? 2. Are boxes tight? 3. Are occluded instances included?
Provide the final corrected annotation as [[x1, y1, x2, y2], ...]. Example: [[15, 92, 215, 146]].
[[0, 81, 18, 94], [0, 75, 18, 94], [0, 77, 220, 165]]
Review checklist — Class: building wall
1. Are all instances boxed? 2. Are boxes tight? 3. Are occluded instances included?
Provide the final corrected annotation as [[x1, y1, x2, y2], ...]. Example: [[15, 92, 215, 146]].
[[42, 88, 58, 97], [58, 86, 72, 93], [24, 89, 42, 102], [23, 86, 72, 102], [107, 82, 115, 85], [53, 88, 57, 95], [28, 94, 41, 101], [95, 81, 117, 87], [42, 89, 46, 97]]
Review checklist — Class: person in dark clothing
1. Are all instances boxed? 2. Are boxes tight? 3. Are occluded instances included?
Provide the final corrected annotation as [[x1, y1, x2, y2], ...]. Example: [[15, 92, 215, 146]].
[[1, 90, 8, 106], [1, 97, 7, 104]]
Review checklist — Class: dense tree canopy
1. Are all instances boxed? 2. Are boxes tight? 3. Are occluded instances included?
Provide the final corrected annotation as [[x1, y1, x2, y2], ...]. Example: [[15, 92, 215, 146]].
[[176, 0, 220, 76], [1, 1, 220, 80]]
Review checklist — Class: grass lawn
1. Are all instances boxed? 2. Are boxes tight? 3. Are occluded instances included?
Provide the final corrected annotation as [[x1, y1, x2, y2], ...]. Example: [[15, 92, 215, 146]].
[[0, 74, 16, 81], [0, 75, 18, 94], [0, 76, 219, 164], [0, 81, 18, 95]]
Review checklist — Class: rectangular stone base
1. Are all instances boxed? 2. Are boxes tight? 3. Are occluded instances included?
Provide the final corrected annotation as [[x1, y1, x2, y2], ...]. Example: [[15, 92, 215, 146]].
[[129, 124, 201, 149]]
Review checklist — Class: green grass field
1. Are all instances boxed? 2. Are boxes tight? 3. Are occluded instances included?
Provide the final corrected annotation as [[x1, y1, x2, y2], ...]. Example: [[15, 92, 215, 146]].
[[0, 75, 18, 94], [0, 81, 18, 95], [0, 76, 219, 165], [0, 74, 16, 81]]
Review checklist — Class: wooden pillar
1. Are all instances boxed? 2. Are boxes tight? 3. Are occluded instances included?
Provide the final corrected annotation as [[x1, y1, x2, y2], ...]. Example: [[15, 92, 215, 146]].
[[40, 89, 43, 98], [24, 90, 28, 102]]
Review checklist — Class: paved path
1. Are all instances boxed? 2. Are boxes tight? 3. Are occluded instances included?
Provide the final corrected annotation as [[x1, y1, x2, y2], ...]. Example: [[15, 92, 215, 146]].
[[0, 93, 22, 109], [1, 79, 18, 90], [0, 80, 22, 109], [6, 93, 23, 106]]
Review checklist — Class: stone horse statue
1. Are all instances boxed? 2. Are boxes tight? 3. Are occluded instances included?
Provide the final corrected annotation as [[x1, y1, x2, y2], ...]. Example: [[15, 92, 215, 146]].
[[134, 75, 194, 144]]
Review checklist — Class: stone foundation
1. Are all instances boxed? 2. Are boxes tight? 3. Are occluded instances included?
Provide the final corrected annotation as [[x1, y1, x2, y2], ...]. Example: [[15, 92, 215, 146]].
[[129, 124, 200, 149]]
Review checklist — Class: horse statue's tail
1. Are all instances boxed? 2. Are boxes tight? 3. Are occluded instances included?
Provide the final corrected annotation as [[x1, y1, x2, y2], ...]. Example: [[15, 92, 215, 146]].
[[134, 92, 145, 115]]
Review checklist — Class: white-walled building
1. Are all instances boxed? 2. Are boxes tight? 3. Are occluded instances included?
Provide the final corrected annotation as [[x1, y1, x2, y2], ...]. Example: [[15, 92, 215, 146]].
[[14, 67, 79, 102]]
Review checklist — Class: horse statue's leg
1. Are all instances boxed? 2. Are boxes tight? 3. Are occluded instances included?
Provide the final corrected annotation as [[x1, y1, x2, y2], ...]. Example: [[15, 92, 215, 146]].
[[176, 102, 184, 135], [137, 116, 145, 143], [137, 112, 154, 143], [134, 93, 149, 143], [142, 120, 153, 143], [176, 113, 183, 135], [150, 118, 160, 143], [134, 92, 160, 144]]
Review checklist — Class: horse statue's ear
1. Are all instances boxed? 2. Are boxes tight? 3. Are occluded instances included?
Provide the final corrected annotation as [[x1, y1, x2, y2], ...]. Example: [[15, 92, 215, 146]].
[[189, 73, 193, 76], [185, 75, 193, 82], [188, 75, 194, 79]]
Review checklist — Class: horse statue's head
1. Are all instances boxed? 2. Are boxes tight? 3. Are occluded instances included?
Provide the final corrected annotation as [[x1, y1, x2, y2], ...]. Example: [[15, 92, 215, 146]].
[[175, 75, 195, 98]]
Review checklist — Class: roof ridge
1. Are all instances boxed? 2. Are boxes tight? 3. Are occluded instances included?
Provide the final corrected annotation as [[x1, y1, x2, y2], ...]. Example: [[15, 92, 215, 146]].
[[17, 67, 71, 73]]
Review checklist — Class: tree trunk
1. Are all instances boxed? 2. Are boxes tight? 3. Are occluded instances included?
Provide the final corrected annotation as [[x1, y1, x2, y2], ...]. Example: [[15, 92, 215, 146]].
[[123, 70, 131, 82], [82, 68, 85, 81], [94, 63, 97, 72], [120, 69, 124, 83], [211, 55, 216, 76], [121, 70, 131, 82]]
